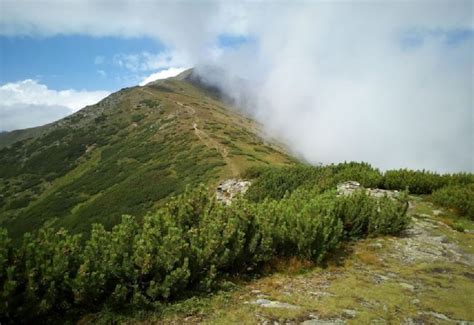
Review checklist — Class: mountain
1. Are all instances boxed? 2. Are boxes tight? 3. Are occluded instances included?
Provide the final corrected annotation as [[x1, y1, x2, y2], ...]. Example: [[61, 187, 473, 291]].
[[0, 125, 51, 149], [0, 69, 294, 239]]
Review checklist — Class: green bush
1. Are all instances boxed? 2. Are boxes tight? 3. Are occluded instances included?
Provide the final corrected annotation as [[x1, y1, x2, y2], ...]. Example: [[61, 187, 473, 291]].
[[131, 114, 145, 123], [0, 185, 409, 322], [244, 162, 383, 202], [260, 190, 343, 261], [244, 164, 473, 201], [431, 184, 474, 219], [0, 229, 16, 319], [382, 169, 474, 194], [334, 190, 409, 238], [6, 228, 83, 320], [382, 169, 444, 194]]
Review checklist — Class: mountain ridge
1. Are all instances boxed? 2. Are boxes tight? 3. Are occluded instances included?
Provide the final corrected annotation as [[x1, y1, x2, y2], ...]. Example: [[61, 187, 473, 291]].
[[0, 71, 294, 238]]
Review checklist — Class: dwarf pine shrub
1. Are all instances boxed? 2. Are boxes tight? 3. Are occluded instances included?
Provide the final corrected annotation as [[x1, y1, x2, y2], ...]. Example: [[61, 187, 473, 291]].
[[432, 184, 474, 219], [0, 185, 410, 322], [382, 169, 474, 194], [333, 190, 409, 238], [245, 164, 474, 200]]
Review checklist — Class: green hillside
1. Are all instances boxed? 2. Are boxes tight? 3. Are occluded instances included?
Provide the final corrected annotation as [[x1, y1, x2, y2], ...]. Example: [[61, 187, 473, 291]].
[[0, 70, 293, 238], [1, 71, 473, 324]]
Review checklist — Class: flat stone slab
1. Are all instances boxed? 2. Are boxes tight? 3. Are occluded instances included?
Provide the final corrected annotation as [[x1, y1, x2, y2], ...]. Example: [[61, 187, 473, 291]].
[[301, 319, 346, 325], [250, 298, 300, 309]]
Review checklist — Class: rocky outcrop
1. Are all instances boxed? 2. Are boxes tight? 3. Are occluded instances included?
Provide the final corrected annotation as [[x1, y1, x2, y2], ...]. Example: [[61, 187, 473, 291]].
[[337, 181, 400, 198], [216, 179, 251, 205]]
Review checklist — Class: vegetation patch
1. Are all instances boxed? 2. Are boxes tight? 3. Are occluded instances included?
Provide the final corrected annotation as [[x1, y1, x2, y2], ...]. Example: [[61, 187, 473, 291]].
[[0, 184, 409, 322], [432, 184, 474, 219]]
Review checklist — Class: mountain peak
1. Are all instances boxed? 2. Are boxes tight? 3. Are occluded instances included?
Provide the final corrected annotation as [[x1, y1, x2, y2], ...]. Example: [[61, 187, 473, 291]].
[[0, 73, 293, 238]]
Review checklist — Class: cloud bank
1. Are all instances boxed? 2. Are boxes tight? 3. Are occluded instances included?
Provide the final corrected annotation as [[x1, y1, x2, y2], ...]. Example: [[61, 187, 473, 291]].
[[1, 1, 472, 172], [139, 67, 188, 86], [0, 80, 109, 131]]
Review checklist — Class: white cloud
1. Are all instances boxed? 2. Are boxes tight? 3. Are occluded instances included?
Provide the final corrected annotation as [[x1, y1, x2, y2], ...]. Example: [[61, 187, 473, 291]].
[[94, 55, 105, 65], [1, 1, 472, 171], [200, 2, 474, 173], [113, 51, 188, 72], [139, 67, 188, 86], [0, 80, 109, 131], [0, 103, 71, 132]]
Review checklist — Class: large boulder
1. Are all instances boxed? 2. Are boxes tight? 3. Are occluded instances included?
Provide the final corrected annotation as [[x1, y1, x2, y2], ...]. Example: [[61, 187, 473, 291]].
[[216, 179, 251, 205]]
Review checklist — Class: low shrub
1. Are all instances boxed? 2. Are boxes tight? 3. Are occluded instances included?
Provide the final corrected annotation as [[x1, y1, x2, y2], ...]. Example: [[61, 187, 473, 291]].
[[431, 184, 474, 219], [382, 169, 474, 194], [334, 190, 409, 238], [244, 162, 383, 202], [0, 185, 409, 322], [244, 164, 474, 201]]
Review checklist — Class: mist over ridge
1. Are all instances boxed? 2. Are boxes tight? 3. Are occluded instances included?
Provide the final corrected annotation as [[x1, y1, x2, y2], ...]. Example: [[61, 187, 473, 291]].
[[188, 2, 473, 173], [1, 0, 472, 172]]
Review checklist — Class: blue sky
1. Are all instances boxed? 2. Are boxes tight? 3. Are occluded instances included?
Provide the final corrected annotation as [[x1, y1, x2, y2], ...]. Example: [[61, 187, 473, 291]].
[[0, 35, 166, 91], [0, 33, 255, 91]]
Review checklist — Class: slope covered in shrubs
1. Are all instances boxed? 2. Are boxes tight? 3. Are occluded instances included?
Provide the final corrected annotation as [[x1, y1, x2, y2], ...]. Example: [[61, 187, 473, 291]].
[[0, 76, 291, 239], [1, 161, 471, 321], [432, 184, 474, 220], [0, 185, 409, 322], [244, 162, 474, 201]]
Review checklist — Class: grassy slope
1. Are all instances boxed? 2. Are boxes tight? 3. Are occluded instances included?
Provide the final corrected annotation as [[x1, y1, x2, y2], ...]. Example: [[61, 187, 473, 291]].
[[0, 74, 293, 238]]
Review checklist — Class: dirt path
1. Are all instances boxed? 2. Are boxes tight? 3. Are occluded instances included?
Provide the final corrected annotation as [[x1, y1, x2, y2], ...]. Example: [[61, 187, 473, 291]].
[[140, 88, 161, 99], [138, 89, 239, 176], [177, 101, 238, 176]]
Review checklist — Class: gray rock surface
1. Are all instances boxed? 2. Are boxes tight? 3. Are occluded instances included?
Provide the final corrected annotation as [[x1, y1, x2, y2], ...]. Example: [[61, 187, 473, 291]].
[[250, 298, 300, 309], [337, 181, 400, 198], [216, 179, 251, 205]]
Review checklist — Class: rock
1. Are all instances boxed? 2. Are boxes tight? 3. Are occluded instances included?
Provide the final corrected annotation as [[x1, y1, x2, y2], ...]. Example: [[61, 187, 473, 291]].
[[369, 243, 383, 249], [342, 309, 357, 318], [250, 298, 300, 309], [309, 291, 335, 298], [336, 181, 400, 198], [368, 188, 399, 198], [337, 181, 361, 195], [301, 320, 346, 325], [418, 311, 451, 321], [393, 215, 474, 266], [399, 283, 415, 291], [216, 179, 251, 205], [430, 312, 450, 321], [373, 274, 390, 284]]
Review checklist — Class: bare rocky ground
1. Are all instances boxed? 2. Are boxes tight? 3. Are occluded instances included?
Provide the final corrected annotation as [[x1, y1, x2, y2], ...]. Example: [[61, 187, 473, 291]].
[[91, 197, 474, 324]]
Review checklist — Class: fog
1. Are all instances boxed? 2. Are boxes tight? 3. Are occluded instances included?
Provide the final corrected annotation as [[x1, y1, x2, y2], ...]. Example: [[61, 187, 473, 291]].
[[2, 0, 472, 172], [193, 2, 473, 173]]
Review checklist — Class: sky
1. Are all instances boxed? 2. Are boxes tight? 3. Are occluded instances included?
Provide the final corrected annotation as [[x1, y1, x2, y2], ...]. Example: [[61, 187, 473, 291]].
[[0, 0, 472, 172]]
